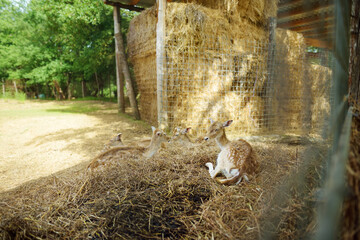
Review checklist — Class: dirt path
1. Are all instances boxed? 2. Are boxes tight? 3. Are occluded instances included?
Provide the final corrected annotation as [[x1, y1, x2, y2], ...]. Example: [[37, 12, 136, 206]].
[[0, 99, 151, 192]]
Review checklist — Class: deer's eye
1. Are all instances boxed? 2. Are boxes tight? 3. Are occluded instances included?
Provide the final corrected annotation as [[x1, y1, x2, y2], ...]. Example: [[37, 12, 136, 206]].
[[215, 129, 219, 132]]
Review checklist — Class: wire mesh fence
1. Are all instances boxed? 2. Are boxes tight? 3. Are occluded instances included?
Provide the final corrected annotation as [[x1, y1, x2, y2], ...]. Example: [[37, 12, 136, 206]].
[[157, 34, 333, 138]]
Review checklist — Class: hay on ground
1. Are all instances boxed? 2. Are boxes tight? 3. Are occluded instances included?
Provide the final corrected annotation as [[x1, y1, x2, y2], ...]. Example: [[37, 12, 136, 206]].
[[0, 138, 326, 239]]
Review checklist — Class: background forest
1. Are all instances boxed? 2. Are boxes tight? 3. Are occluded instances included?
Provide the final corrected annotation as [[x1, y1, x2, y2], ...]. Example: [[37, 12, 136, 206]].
[[0, 0, 137, 100]]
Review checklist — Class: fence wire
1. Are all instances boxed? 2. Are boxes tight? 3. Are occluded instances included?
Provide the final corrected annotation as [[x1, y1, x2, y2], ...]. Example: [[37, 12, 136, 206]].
[[158, 35, 333, 138]]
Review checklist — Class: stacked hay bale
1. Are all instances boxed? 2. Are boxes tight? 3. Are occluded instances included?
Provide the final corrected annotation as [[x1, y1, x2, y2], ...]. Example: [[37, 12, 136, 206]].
[[127, 8, 157, 123], [272, 28, 309, 134], [128, 1, 277, 136], [273, 28, 332, 135], [307, 64, 332, 133]]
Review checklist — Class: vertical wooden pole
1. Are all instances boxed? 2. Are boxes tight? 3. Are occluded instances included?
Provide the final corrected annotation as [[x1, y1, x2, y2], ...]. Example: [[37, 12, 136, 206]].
[[114, 6, 125, 113], [264, 17, 277, 131], [156, 0, 168, 129]]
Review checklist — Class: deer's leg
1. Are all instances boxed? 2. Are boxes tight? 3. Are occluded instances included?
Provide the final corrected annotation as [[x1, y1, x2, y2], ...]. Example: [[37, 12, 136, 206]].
[[205, 162, 214, 173], [209, 165, 222, 178]]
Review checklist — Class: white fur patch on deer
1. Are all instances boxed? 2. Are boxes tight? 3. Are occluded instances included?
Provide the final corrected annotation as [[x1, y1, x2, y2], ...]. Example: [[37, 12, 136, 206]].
[[88, 127, 169, 170], [204, 119, 259, 185]]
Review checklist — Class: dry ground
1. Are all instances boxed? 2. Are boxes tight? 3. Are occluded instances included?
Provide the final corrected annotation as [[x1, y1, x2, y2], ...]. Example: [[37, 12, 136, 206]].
[[0, 99, 151, 192]]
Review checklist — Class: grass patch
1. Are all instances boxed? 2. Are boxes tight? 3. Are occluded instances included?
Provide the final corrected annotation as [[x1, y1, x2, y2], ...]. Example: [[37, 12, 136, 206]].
[[47, 103, 100, 114], [72, 96, 117, 103], [0, 92, 26, 101]]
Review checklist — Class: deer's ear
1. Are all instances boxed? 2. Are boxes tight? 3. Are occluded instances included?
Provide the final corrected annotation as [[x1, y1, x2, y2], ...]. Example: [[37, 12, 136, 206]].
[[209, 118, 214, 124], [184, 127, 191, 133], [151, 126, 156, 133], [223, 120, 233, 127], [116, 133, 122, 141]]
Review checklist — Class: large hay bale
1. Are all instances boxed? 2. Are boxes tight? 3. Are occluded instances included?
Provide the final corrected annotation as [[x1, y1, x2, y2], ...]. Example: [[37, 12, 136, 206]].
[[185, 0, 278, 25], [128, 2, 270, 133], [307, 64, 332, 132], [272, 28, 309, 134]]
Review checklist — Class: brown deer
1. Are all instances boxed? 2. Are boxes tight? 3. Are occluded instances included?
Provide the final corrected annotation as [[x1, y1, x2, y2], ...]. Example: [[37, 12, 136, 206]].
[[103, 133, 124, 150], [204, 119, 259, 185], [170, 127, 206, 146], [88, 127, 169, 170]]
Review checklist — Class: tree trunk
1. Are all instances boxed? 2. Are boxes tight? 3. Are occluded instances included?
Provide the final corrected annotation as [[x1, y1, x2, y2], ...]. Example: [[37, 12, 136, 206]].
[[114, 6, 140, 119], [53, 80, 65, 100], [13, 80, 18, 94], [113, 6, 125, 113], [95, 72, 100, 97], [2, 79, 5, 95], [35, 84, 39, 99], [52, 85, 58, 100], [82, 78, 86, 98], [108, 73, 112, 99], [67, 74, 72, 100]]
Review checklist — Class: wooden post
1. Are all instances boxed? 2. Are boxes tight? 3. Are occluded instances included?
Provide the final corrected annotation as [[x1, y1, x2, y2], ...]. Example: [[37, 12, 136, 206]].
[[114, 6, 125, 113], [264, 17, 277, 131], [114, 6, 140, 119], [156, 0, 168, 129]]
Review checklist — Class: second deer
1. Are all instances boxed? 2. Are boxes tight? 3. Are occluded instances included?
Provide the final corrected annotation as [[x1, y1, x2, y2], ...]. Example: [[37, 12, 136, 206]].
[[170, 127, 206, 146], [204, 119, 259, 185], [88, 126, 169, 170]]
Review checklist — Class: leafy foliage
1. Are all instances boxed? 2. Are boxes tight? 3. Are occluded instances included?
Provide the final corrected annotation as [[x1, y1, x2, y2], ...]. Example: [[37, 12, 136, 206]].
[[0, 0, 137, 99]]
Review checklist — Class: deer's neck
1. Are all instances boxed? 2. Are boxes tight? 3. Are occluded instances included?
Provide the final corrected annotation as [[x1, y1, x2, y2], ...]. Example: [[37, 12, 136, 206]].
[[144, 139, 161, 158], [215, 130, 230, 149]]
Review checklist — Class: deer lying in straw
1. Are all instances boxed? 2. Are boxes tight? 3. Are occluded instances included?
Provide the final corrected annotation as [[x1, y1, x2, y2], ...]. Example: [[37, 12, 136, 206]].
[[103, 133, 124, 150], [170, 127, 206, 146], [88, 127, 169, 170], [204, 119, 259, 185]]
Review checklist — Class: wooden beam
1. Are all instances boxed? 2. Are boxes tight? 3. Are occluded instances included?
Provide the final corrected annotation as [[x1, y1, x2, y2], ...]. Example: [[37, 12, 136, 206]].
[[302, 31, 333, 40], [301, 26, 333, 35], [104, 0, 144, 12], [304, 37, 333, 49], [113, 6, 125, 113], [277, 13, 333, 29], [156, 0, 168, 129], [289, 20, 333, 32], [278, 1, 333, 19]]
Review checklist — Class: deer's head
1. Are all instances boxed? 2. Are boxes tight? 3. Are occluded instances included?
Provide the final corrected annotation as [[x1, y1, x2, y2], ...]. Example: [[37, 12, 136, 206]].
[[204, 119, 233, 141], [151, 126, 169, 144], [170, 127, 191, 143]]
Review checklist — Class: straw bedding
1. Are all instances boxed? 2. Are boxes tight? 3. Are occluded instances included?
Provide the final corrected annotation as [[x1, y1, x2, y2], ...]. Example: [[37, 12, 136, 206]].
[[0, 138, 326, 239]]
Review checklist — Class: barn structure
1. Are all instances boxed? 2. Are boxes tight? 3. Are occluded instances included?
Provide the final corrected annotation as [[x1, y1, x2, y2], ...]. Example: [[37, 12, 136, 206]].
[[103, 1, 354, 238], [105, 0, 334, 138]]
